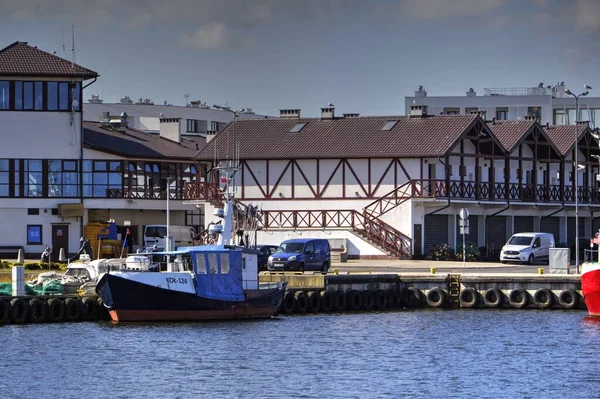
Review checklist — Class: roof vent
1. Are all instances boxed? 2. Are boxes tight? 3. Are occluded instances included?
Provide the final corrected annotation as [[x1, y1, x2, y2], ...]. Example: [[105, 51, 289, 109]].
[[415, 86, 427, 98], [466, 88, 476, 97], [321, 104, 335, 120], [343, 113, 360, 118], [409, 105, 428, 117], [280, 109, 301, 119]]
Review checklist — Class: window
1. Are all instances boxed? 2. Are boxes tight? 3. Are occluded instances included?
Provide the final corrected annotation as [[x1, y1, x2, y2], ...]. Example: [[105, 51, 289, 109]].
[[14, 81, 22, 110], [210, 121, 218, 131], [208, 253, 218, 274], [443, 107, 460, 115], [27, 225, 42, 245], [381, 121, 398, 131], [496, 108, 508, 120], [553, 109, 566, 125], [290, 123, 307, 133], [24, 160, 43, 197], [23, 82, 34, 110], [27, 208, 39, 215], [220, 253, 230, 274], [71, 82, 81, 111], [186, 119, 199, 133], [465, 107, 478, 115], [48, 160, 79, 197], [0, 81, 9, 109], [195, 253, 206, 274], [0, 160, 8, 197], [47, 82, 58, 110], [58, 82, 69, 110], [527, 106, 541, 118], [83, 160, 122, 198], [35, 82, 43, 110]]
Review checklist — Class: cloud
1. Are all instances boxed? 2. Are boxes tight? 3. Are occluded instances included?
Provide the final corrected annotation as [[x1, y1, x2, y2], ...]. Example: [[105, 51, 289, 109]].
[[574, 0, 600, 32], [179, 22, 248, 49], [401, 0, 504, 19]]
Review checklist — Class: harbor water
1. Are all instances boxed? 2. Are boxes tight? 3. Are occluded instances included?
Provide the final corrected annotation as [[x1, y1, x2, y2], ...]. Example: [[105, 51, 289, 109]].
[[2, 309, 600, 398]]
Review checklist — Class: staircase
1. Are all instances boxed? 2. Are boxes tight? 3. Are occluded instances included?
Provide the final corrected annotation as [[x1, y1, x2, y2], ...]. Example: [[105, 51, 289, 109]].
[[364, 180, 416, 218]]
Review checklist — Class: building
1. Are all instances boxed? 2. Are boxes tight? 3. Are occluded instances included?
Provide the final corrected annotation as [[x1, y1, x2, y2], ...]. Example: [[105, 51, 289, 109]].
[[185, 105, 600, 261], [405, 84, 600, 129], [0, 41, 205, 258]]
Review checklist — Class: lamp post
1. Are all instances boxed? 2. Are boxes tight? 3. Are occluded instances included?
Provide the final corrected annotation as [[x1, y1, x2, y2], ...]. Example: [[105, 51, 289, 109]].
[[565, 84, 593, 271], [212, 105, 243, 166]]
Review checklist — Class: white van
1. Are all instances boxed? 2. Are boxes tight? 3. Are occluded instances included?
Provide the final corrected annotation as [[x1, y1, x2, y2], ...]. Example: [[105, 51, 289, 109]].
[[500, 232, 555, 265], [143, 225, 196, 248]]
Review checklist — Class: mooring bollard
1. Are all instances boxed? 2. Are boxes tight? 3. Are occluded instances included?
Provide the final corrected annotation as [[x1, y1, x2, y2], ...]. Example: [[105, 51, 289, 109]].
[[59, 248, 66, 262], [16, 248, 24, 264], [538, 268, 544, 275], [12, 265, 25, 296], [430, 267, 436, 274]]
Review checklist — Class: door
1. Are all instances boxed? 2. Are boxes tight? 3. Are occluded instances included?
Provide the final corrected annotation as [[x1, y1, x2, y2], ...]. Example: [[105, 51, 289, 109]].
[[413, 224, 422, 258], [52, 224, 69, 259], [304, 241, 318, 270]]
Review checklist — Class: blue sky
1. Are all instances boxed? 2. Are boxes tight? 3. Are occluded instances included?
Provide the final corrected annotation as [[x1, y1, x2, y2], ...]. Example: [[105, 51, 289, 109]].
[[1, 0, 598, 116]]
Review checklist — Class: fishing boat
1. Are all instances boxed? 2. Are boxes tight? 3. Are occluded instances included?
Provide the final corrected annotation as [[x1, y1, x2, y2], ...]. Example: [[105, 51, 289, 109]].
[[95, 164, 287, 322], [582, 234, 600, 316]]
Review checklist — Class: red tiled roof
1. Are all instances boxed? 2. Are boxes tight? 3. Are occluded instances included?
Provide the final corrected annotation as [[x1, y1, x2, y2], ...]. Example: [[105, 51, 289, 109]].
[[196, 114, 481, 160], [83, 121, 205, 160], [0, 41, 98, 79], [544, 124, 592, 155], [486, 120, 536, 152]]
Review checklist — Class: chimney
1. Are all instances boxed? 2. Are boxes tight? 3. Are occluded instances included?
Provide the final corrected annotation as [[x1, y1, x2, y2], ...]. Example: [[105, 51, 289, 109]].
[[159, 117, 183, 143], [415, 86, 427, 98], [206, 130, 217, 143], [321, 104, 335, 120], [466, 88, 476, 97], [524, 115, 539, 122], [409, 105, 428, 117], [343, 113, 360, 118], [279, 109, 301, 119], [470, 110, 487, 119]]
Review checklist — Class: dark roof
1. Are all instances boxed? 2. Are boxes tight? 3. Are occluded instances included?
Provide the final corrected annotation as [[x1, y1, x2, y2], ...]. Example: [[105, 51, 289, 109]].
[[195, 114, 481, 160], [0, 41, 98, 79], [486, 120, 536, 152], [544, 124, 592, 155], [83, 122, 205, 160]]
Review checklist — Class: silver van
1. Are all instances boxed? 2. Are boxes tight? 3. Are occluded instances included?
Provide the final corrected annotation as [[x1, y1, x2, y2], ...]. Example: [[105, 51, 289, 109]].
[[500, 232, 555, 265]]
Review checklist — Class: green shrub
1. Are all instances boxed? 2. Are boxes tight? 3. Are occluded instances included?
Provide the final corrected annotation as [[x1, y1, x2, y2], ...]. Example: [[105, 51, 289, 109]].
[[427, 244, 456, 261], [456, 241, 481, 262]]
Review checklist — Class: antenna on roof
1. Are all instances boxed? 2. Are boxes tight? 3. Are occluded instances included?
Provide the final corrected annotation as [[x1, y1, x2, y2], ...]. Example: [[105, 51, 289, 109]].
[[62, 23, 76, 70]]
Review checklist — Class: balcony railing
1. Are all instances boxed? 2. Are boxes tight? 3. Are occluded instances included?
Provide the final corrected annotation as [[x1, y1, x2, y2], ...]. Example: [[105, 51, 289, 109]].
[[183, 181, 223, 205]]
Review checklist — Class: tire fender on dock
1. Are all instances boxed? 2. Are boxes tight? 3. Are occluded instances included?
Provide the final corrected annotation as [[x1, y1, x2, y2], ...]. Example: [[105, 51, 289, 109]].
[[426, 287, 448, 308], [320, 291, 334, 312], [533, 288, 554, 309], [80, 297, 98, 321], [386, 289, 402, 308], [281, 292, 295, 314], [333, 291, 347, 311], [406, 287, 424, 308], [306, 291, 321, 313], [483, 288, 504, 308], [294, 291, 308, 313], [373, 290, 388, 309], [346, 290, 363, 311], [28, 298, 45, 323], [558, 289, 580, 309], [459, 287, 480, 308], [45, 298, 64, 323], [64, 298, 81, 322], [508, 288, 530, 309], [362, 290, 374, 311], [9, 298, 28, 324], [0, 300, 9, 325]]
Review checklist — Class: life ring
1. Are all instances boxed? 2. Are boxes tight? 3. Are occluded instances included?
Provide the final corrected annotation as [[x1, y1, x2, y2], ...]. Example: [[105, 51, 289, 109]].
[[483, 288, 504, 308], [508, 288, 529, 309], [406, 287, 424, 308], [333, 291, 347, 311], [386, 289, 402, 308], [346, 290, 363, 311], [362, 290, 374, 311], [9, 298, 28, 324], [306, 291, 321, 313], [294, 291, 308, 313], [558, 289, 580, 309], [281, 292, 295, 314], [459, 287, 480, 308], [0, 300, 9, 325], [426, 287, 448, 308], [373, 290, 388, 309], [28, 298, 46, 323], [533, 288, 554, 309], [81, 297, 98, 321], [64, 298, 81, 322], [46, 298, 64, 323], [320, 291, 334, 312]]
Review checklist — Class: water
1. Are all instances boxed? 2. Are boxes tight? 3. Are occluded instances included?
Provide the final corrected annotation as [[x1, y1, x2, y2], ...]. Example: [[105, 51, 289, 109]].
[[2, 310, 600, 398]]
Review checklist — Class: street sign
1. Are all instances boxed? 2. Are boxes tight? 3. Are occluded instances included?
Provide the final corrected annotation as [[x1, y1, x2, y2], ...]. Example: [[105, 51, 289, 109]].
[[459, 219, 470, 227], [460, 227, 470, 235], [459, 208, 469, 220]]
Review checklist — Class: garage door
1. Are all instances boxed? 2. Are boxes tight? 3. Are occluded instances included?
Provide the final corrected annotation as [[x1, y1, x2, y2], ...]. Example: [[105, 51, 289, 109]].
[[567, 217, 585, 248], [424, 214, 449, 253], [514, 216, 534, 234], [540, 217, 560, 244], [485, 216, 506, 258], [456, 215, 478, 246]]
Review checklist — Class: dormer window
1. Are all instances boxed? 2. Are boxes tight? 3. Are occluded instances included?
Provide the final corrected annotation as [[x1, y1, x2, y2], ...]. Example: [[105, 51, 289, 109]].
[[381, 120, 398, 131], [290, 123, 307, 133]]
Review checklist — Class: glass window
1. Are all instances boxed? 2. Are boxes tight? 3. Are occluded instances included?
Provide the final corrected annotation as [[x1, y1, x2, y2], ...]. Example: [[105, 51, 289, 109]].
[[23, 82, 33, 110], [71, 82, 81, 111], [195, 253, 206, 274], [49, 160, 79, 197], [25, 160, 43, 197], [27, 225, 42, 245], [0, 81, 9, 110], [47, 82, 58, 110], [14, 81, 23, 110], [35, 82, 43, 110], [381, 121, 398, 131], [208, 253, 218, 274], [290, 123, 307, 133], [0, 159, 8, 197], [220, 253, 230, 274], [59, 82, 69, 110]]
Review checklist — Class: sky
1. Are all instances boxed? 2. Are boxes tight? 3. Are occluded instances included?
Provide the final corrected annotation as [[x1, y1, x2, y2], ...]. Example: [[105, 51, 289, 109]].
[[0, 0, 599, 117]]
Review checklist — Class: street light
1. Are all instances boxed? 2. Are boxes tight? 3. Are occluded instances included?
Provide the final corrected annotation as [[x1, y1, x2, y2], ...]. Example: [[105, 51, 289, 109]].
[[212, 104, 243, 167], [565, 84, 592, 271]]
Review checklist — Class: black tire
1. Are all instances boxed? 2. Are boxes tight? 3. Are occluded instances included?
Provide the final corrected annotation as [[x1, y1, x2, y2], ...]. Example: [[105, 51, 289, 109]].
[[321, 262, 329, 273], [28, 298, 46, 323], [0, 300, 9, 325], [320, 291, 334, 312], [406, 287, 424, 308], [483, 288, 504, 308], [64, 298, 81, 322], [459, 287, 480, 308], [10, 298, 28, 324], [81, 296, 98, 321], [362, 291, 374, 311], [281, 291, 295, 314], [508, 288, 529, 309], [294, 291, 308, 313], [426, 287, 448, 308], [306, 291, 321, 313], [373, 290, 388, 310], [527, 254, 534, 265], [501, 261, 507, 264], [533, 288, 554, 309], [558, 289, 580, 309], [46, 298, 64, 323], [346, 290, 363, 311], [333, 291, 347, 311], [386, 289, 402, 308]]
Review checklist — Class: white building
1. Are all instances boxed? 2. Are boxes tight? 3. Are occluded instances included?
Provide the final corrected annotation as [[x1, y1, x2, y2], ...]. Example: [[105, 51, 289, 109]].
[[405, 83, 600, 129]]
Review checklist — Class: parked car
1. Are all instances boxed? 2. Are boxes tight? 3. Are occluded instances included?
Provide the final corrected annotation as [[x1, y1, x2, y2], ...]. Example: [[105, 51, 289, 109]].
[[256, 245, 278, 271], [268, 238, 331, 272], [500, 232, 555, 265]]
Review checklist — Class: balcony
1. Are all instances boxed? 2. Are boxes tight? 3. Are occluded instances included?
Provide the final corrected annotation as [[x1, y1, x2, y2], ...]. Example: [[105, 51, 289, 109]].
[[183, 181, 223, 206]]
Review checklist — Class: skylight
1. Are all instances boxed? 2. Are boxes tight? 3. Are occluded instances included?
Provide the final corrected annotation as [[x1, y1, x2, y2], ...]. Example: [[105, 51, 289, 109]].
[[290, 123, 307, 133], [381, 120, 398, 131]]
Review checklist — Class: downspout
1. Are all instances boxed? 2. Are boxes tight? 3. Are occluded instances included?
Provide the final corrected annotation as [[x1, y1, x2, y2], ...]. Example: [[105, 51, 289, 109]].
[[429, 156, 450, 215], [541, 205, 564, 220], [485, 204, 510, 220]]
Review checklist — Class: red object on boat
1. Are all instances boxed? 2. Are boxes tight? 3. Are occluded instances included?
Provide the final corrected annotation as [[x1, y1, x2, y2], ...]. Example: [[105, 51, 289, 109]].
[[582, 263, 600, 316], [220, 176, 228, 183]]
